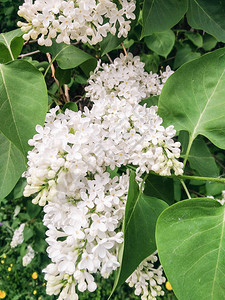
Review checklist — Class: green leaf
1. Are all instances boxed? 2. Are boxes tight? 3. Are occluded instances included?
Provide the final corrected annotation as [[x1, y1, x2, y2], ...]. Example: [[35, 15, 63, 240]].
[[100, 33, 125, 56], [23, 226, 33, 242], [55, 67, 71, 87], [202, 33, 217, 51], [206, 182, 225, 197], [174, 44, 201, 69], [139, 95, 159, 107], [179, 132, 219, 177], [13, 178, 27, 199], [0, 60, 48, 155], [184, 31, 203, 47], [26, 201, 42, 218], [33, 222, 47, 253], [189, 138, 219, 177], [144, 173, 175, 205], [115, 39, 135, 50], [0, 132, 26, 199], [145, 30, 175, 57], [41, 41, 97, 71], [0, 29, 23, 63], [80, 58, 98, 77], [156, 198, 225, 300], [112, 171, 168, 293], [158, 48, 225, 150], [142, 0, 188, 38], [62, 102, 78, 112], [187, 0, 225, 42], [141, 53, 160, 73]]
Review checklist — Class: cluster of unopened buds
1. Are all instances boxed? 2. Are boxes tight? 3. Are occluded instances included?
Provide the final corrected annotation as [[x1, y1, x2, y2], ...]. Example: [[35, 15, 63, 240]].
[[22, 53, 183, 299], [17, 0, 136, 46]]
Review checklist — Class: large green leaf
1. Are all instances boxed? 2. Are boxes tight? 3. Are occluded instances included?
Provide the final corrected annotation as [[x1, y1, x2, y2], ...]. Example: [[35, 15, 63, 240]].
[[156, 198, 225, 300], [0, 60, 48, 155], [145, 30, 175, 57], [0, 132, 26, 199], [142, 0, 188, 38], [158, 48, 225, 151], [112, 171, 168, 293], [187, 0, 225, 42], [0, 29, 23, 63], [41, 41, 97, 71]]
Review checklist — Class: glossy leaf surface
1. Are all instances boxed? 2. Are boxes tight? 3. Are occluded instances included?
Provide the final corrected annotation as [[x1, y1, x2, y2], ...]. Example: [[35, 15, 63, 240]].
[[159, 48, 225, 149], [156, 198, 225, 300]]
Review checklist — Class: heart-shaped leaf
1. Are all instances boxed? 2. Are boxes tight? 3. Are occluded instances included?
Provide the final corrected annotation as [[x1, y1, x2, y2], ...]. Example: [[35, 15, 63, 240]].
[[145, 30, 175, 57], [184, 31, 203, 48], [159, 48, 225, 151], [0, 60, 48, 155], [156, 198, 225, 300]]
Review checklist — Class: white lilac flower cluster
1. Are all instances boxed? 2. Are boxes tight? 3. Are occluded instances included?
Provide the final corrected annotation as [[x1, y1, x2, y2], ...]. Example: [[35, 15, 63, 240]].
[[24, 53, 182, 299], [17, 0, 136, 46], [126, 251, 166, 300], [43, 173, 129, 298], [10, 223, 35, 266], [24, 106, 130, 298], [86, 53, 183, 178], [22, 245, 35, 266], [10, 223, 25, 248], [86, 52, 174, 103]]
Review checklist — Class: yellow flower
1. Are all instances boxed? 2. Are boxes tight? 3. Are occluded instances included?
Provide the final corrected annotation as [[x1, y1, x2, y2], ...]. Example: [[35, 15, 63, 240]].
[[2, 255, 6, 259], [33, 290, 37, 295], [10, 264, 13, 267], [165, 281, 173, 291], [7, 267, 11, 272], [0, 290, 6, 299], [32, 272, 38, 280], [1, 260, 4, 264]]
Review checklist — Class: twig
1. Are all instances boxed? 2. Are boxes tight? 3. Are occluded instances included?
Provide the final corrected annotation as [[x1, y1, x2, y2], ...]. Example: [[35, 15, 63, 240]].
[[106, 53, 113, 64], [121, 42, 128, 57], [46, 53, 59, 84], [23, 39, 37, 45], [46, 53, 66, 103], [180, 179, 191, 199], [64, 85, 70, 103], [19, 50, 40, 58]]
